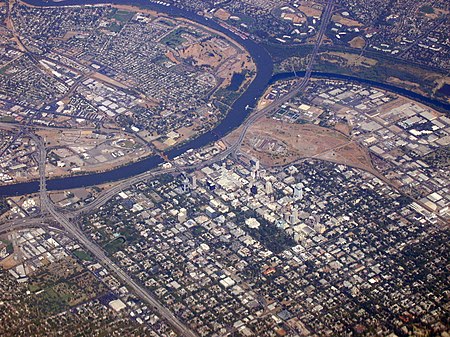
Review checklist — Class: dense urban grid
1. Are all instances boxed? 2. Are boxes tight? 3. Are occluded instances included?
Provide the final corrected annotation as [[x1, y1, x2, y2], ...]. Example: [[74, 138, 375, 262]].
[[0, 0, 449, 336], [0, 2, 255, 184]]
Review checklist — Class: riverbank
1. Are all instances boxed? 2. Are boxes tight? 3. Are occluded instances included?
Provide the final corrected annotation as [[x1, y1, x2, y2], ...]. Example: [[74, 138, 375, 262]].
[[0, 0, 273, 197], [271, 71, 450, 114], [1, 0, 448, 197]]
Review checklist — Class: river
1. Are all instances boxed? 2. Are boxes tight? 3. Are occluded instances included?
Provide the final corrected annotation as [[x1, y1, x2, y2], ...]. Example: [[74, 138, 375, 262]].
[[271, 71, 450, 112], [0, 0, 448, 197]]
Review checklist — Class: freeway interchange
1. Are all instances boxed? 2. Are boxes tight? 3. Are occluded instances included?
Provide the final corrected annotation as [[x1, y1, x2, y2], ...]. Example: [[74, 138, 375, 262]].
[[0, 1, 334, 336], [32, 133, 200, 337]]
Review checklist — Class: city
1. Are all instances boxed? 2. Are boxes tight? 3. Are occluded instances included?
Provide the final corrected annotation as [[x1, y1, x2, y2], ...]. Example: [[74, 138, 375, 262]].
[[0, 0, 448, 336]]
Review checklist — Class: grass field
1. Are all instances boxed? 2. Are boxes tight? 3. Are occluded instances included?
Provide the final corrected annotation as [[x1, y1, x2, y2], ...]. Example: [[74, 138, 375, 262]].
[[73, 249, 93, 261], [104, 237, 126, 254], [271, 44, 448, 102], [161, 28, 200, 48], [112, 9, 134, 22]]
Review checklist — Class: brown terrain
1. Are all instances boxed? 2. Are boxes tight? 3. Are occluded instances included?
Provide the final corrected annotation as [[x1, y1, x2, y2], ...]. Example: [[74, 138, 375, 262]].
[[226, 117, 375, 173], [282, 13, 307, 24], [349, 36, 366, 48], [331, 14, 363, 27], [214, 8, 231, 21], [179, 38, 237, 68], [298, 3, 323, 17], [177, 37, 254, 88], [0, 252, 20, 269]]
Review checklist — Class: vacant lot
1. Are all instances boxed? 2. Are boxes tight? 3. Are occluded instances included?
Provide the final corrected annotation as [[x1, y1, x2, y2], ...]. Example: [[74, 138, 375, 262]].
[[349, 36, 366, 49], [227, 117, 375, 172], [331, 14, 362, 27]]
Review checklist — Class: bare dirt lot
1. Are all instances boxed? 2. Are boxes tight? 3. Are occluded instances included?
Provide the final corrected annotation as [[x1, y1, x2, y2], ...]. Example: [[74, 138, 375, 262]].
[[331, 14, 363, 27], [214, 8, 231, 21], [349, 36, 366, 49], [0, 253, 20, 269], [226, 117, 375, 172], [179, 38, 236, 68], [298, 2, 323, 17]]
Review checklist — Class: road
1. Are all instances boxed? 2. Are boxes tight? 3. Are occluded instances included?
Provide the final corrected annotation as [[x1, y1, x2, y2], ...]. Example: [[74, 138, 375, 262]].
[[2, 0, 335, 221], [2, 0, 335, 220], [230, 0, 334, 155], [0, 4, 336, 336], [29, 134, 199, 337], [2, 0, 445, 333], [0, 217, 61, 234], [397, 17, 446, 58]]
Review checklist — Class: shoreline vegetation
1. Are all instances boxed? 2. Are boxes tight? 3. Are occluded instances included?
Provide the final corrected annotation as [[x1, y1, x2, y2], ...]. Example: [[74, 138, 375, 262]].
[[1, 0, 448, 195]]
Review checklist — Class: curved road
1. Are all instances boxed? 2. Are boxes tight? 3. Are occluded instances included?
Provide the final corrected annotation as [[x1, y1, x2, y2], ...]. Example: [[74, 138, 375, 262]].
[[32, 134, 199, 337], [71, 0, 334, 219], [1, 2, 334, 336], [231, 0, 334, 153]]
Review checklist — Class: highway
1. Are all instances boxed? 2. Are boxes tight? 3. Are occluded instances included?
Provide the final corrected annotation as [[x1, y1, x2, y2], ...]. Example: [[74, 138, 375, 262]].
[[30, 134, 199, 337], [0, 4, 335, 336], [0, 217, 61, 234], [1, 0, 335, 221], [1, 0, 335, 219], [68, 0, 335, 219], [1, 4, 447, 336], [230, 0, 334, 155]]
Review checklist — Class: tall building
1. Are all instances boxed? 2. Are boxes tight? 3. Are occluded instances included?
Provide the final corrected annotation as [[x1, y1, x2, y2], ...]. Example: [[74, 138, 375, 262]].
[[250, 157, 260, 172], [265, 181, 273, 195], [191, 175, 197, 189], [178, 208, 187, 223], [289, 207, 299, 225], [182, 178, 190, 192], [293, 182, 304, 200], [206, 181, 216, 191], [314, 223, 326, 234]]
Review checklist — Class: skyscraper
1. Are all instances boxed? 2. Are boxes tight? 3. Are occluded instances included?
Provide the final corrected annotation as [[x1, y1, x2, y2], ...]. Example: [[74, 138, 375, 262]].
[[290, 207, 299, 225], [265, 181, 273, 195], [293, 182, 304, 200]]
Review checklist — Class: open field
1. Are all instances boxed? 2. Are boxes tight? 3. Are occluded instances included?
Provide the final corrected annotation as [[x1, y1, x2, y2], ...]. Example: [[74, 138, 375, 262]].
[[226, 117, 375, 172], [179, 37, 237, 68], [433, 78, 450, 102], [348, 36, 365, 49], [331, 14, 362, 27], [152, 122, 201, 151], [319, 51, 378, 67], [386, 76, 421, 90], [298, 3, 323, 17], [108, 4, 159, 17], [269, 38, 449, 103], [273, 48, 449, 102], [214, 8, 231, 21]]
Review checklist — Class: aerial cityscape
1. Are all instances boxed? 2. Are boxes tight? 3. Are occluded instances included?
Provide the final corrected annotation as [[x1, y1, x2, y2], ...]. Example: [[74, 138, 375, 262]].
[[0, 0, 448, 336]]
